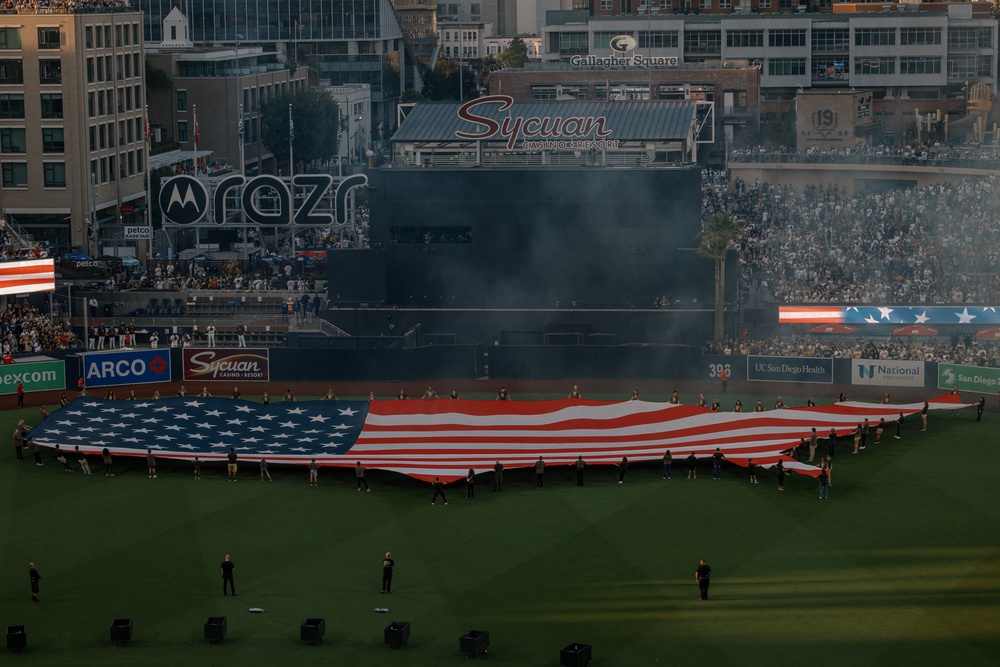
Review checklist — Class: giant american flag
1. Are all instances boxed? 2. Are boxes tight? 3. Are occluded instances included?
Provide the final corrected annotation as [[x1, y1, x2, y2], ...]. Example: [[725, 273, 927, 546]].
[[28, 393, 970, 481]]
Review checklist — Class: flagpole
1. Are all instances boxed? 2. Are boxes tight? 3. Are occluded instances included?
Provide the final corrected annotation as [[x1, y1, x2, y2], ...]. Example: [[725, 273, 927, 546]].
[[288, 103, 295, 252], [193, 103, 199, 172], [238, 103, 245, 177], [144, 104, 152, 264]]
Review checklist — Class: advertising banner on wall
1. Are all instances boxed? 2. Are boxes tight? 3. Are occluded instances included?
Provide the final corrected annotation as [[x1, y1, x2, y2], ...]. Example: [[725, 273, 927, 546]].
[[0, 360, 65, 394], [183, 348, 270, 382], [83, 350, 171, 388], [851, 359, 924, 387], [938, 363, 1000, 393], [747, 356, 833, 383]]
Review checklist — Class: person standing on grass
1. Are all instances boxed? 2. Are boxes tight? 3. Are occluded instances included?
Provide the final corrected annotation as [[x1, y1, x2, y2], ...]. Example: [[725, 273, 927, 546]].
[[193, 457, 201, 480], [827, 429, 837, 457], [308, 459, 318, 487], [381, 552, 394, 593], [818, 468, 830, 499], [102, 448, 114, 476], [977, 397, 985, 422], [147, 449, 157, 478], [686, 452, 697, 479], [29, 438, 42, 466], [821, 455, 832, 487], [748, 459, 758, 484], [662, 450, 672, 480], [808, 428, 818, 462], [431, 477, 448, 505], [776, 460, 785, 491], [75, 446, 91, 475], [861, 419, 869, 450], [876, 418, 885, 444], [356, 461, 371, 492], [535, 456, 545, 489], [29, 562, 41, 602], [221, 555, 236, 596], [852, 424, 862, 454], [16, 380, 24, 408], [54, 445, 72, 472], [260, 458, 272, 482], [466, 468, 475, 498], [227, 447, 238, 481], [618, 456, 629, 484], [493, 459, 503, 491], [695, 559, 711, 601], [575, 455, 586, 486], [712, 448, 725, 479], [921, 402, 929, 431], [894, 412, 904, 439], [13, 424, 24, 459]]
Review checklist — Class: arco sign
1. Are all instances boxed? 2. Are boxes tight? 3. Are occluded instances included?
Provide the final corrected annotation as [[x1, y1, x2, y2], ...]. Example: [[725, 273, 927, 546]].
[[159, 173, 368, 227]]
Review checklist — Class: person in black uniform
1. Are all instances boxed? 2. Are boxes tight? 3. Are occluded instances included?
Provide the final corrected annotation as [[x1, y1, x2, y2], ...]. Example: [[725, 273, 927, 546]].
[[575, 455, 586, 486], [381, 552, 395, 593], [431, 477, 448, 505], [29, 562, 41, 601], [686, 452, 697, 479], [712, 448, 725, 479], [221, 555, 236, 596], [695, 559, 711, 600], [465, 468, 475, 499], [535, 456, 545, 489], [977, 397, 986, 422], [776, 460, 786, 491], [617, 456, 628, 484], [492, 460, 503, 491]]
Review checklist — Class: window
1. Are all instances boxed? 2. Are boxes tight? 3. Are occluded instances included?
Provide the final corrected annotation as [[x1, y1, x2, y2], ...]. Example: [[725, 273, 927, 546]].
[[89, 125, 96, 151], [978, 55, 993, 77], [0, 94, 24, 119], [812, 29, 848, 52], [0, 27, 21, 49], [855, 28, 895, 46], [600, 0, 612, 9], [2, 162, 27, 188], [42, 128, 65, 153], [901, 28, 941, 46], [133, 53, 140, 79], [39, 59, 61, 84], [115, 25, 122, 47], [720, 0, 731, 7], [41, 93, 63, 119], [767, 58, 806, 76], [99, 124, 106, 149], [594, 32, 622, 49], [854, 57, 894, 75], [685, 31, 721, 54], [727, 30, 763, 48], [178, 120, 188, 142], [133, 24, 139, 45], [99, 157, 107, 182], [87, 57, 94, 83], [552, 32, 587, 56], [95, 24, 102, 47], [98, 89, 105, 115], [639, 31, 678, 49], [759, 0, 770, 7], [900, 57, 941, 75], [531, 84, 586, 100], [44, 162, 66, 188], [124, 53, 131, 78], [107, 121, 115, 147], [97, 56, 104, 81], [38, 27, 60, 49], [0, 59, 23, 84], [949, 27, 992, 51], [769, 30, 806, 48], [1, 128, 26, 153], [85, 26, 93, 48], [128, 151, 134, 176], [699, 0, 711, 8]]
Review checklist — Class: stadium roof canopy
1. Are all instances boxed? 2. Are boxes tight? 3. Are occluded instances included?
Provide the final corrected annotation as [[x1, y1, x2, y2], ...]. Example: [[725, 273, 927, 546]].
[[391, 99, 699, 144]]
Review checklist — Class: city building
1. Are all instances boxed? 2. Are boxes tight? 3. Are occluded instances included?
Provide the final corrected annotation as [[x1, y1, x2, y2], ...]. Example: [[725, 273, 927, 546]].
[[139, 0, 420, 136], [325, 83, 374, 168], [438, 19, 493, 60], [538, 3, 997, 138], [484, 35, 543, 58], [146, 10, 308, 176], [0, 7, 147, 255]]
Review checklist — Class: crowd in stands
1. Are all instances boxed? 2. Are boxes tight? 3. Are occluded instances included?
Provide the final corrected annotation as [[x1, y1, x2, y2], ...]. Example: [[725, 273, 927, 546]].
[[0, 0, 131, 12], [705, 333, 999, 366], [731, 142, 1000, 166], [0, 301, 78, 354], [702, 169, 1000, 304], [102, 259, 318, 293]]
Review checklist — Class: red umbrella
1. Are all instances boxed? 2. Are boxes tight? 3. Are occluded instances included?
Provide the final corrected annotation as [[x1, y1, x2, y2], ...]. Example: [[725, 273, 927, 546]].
[[808, 323, 858, 334], [892, 325, 939, 337], [975, 327, 1000, 340]]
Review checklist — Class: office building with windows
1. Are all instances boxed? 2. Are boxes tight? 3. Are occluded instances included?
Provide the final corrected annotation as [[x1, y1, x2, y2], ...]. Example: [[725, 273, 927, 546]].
[[0, 9, 147, 254]]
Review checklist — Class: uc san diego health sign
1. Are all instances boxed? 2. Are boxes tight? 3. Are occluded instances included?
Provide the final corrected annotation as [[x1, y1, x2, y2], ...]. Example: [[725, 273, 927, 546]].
[[747, 355, 833, 384]]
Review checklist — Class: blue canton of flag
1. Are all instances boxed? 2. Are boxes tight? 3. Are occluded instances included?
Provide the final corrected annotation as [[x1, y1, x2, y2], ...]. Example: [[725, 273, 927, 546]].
[[29, 398, 369, 463]]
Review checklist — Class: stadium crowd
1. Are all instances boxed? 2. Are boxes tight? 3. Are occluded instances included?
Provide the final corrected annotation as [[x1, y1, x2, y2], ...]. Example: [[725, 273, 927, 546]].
[[702, 169, 1000, 304], [1, 301, 78, 354], [0, 0, 130, 12], [731, 142, 1000, 166]]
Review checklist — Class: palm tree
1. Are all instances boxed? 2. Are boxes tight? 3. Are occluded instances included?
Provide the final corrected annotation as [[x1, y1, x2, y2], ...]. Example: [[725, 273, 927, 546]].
[[697, 211, 741, 343]]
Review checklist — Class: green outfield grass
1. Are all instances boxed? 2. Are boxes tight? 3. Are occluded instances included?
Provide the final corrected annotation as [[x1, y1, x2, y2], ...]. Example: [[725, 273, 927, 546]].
[[1, 394, 999, 666]]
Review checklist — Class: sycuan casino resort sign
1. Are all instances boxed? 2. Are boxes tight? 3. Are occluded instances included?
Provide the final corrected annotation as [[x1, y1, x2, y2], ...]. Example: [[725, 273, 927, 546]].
[[456, 95, 619, 151]]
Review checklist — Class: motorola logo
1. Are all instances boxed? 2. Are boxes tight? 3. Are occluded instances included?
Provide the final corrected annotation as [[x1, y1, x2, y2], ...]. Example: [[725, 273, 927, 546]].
[[159, 175, 209, 225]]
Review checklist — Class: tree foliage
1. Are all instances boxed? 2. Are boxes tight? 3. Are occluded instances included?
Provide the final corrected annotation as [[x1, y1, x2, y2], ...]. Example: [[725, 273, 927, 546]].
[[497, 37, 528, 69], [260, 87, 340, 168], [421, 59, 479, 101], [697, 212, 741, 342]]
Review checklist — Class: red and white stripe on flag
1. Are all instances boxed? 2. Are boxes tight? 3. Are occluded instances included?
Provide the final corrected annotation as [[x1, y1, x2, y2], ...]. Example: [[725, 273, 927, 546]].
[[778, 306, 846, 323], [0, 258, 55, 295]]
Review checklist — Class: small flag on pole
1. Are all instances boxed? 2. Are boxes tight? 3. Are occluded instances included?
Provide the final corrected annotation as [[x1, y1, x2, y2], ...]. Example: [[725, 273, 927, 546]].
[[289, 117, 295, 142], [238, 116, 245, 143]]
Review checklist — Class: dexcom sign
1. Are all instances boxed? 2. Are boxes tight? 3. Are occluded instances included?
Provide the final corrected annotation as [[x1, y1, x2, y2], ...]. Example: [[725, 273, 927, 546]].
[[0, 361, 65, 395], [84, 350, 171, 388]]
